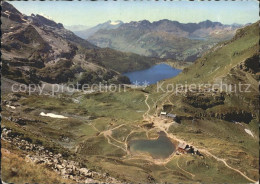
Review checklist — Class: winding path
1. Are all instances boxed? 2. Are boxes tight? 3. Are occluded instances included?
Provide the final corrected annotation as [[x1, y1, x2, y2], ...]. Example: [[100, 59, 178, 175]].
[[143, 94, 151, 119], [87, 93, 257, 183], [142, 93, 257, 183], [177, 157, 195, 178], [200, 149, 257, 183]]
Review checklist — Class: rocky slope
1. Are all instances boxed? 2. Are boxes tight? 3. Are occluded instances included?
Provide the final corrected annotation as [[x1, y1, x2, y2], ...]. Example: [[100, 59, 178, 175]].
[[88, 19, 242, 61], [1, 2, 159, 85], [2, 126, 120, 183]]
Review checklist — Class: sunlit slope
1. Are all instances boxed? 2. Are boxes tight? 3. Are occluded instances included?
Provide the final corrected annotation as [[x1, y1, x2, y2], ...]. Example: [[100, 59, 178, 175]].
[[147, 21, 259, 125], [152, 21, 258, 86]]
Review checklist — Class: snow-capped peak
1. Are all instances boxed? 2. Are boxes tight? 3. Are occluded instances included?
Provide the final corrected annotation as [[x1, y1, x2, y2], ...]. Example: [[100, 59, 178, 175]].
[[110, 21, 120, 25]]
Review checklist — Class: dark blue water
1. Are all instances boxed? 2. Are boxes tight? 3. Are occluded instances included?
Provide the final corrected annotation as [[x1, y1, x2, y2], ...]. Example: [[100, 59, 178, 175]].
[[129, 132, 175, 159], [124, 64, 181, 85]]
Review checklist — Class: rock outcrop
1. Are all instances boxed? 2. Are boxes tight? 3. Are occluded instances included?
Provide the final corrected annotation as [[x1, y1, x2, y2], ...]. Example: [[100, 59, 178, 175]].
[[1, 127, 120, 183]]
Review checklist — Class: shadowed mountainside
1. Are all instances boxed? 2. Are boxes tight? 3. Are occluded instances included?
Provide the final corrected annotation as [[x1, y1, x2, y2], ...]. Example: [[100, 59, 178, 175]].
[[1, 2, 161, 85]]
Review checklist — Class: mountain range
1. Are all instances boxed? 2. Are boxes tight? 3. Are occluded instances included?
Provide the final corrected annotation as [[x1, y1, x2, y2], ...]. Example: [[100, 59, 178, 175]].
[[64, 25, 90, 32], [1, 2, 159, 85], [87, 19, 243, 61], [73, 20, 124, 39], [1, 1, 259, 184]]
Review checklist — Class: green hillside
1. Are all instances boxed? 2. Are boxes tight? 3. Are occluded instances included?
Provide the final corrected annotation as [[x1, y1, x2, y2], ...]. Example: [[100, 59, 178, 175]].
[[1, 2, 259, 183], [152, 22, 258, 85]]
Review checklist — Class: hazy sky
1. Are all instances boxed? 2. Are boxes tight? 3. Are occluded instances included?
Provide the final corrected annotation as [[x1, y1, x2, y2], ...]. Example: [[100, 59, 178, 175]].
[[10, 0, 259, 27]]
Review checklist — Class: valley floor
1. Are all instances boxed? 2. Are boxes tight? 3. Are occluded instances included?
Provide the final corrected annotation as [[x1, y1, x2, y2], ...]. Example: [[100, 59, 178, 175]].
[[1, 86, 259, 183]]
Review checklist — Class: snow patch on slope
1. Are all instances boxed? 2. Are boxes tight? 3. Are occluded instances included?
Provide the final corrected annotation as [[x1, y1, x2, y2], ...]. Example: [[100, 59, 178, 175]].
[[40, 112, 68, 119], [244, 129, 254, 137], [6, 105, 16, 109]]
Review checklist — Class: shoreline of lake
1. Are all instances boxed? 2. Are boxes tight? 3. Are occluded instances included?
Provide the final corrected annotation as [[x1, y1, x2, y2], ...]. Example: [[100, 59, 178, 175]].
[[124, 63, 182, 85], [128, 131, 177, 159]]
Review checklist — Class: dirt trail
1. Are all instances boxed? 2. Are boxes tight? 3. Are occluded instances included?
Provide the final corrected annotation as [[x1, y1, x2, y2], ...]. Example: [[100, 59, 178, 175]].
[[163, 130, 257, 183], [200, 149, 257, 183], [177, 157, 195, 178], [95, 124, 129, 152], [143, 94, 151, 119], [88, 93, 257, 183], [103, 132, 127, 152], [142, 94, 257, 183]]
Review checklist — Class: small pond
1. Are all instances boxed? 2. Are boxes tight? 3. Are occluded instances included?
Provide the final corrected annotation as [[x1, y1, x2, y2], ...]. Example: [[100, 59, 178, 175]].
[[128, 131, 175, 159]]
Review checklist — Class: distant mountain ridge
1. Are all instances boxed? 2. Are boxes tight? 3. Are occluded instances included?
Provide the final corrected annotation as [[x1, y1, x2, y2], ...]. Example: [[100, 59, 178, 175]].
[[1, 2, 159, 85], [64, 25, 90, 32], [74, 20, 124, 39], [150, 21, 259, 124], [88, 19, 243, 61]]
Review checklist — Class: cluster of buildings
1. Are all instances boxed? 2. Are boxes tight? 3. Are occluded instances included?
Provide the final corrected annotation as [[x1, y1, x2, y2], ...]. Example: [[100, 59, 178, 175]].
[[160, 112, 202, 157], [176, 142, 202, 156]]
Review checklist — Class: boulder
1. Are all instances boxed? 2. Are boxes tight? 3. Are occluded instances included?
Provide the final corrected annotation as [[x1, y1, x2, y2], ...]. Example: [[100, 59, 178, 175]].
[[79, 168, 89, 175], [67, 164, 73, 169], [85, 178, 96, 183], [56, 164, 63, 170], [60, 168, 66, 176]]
